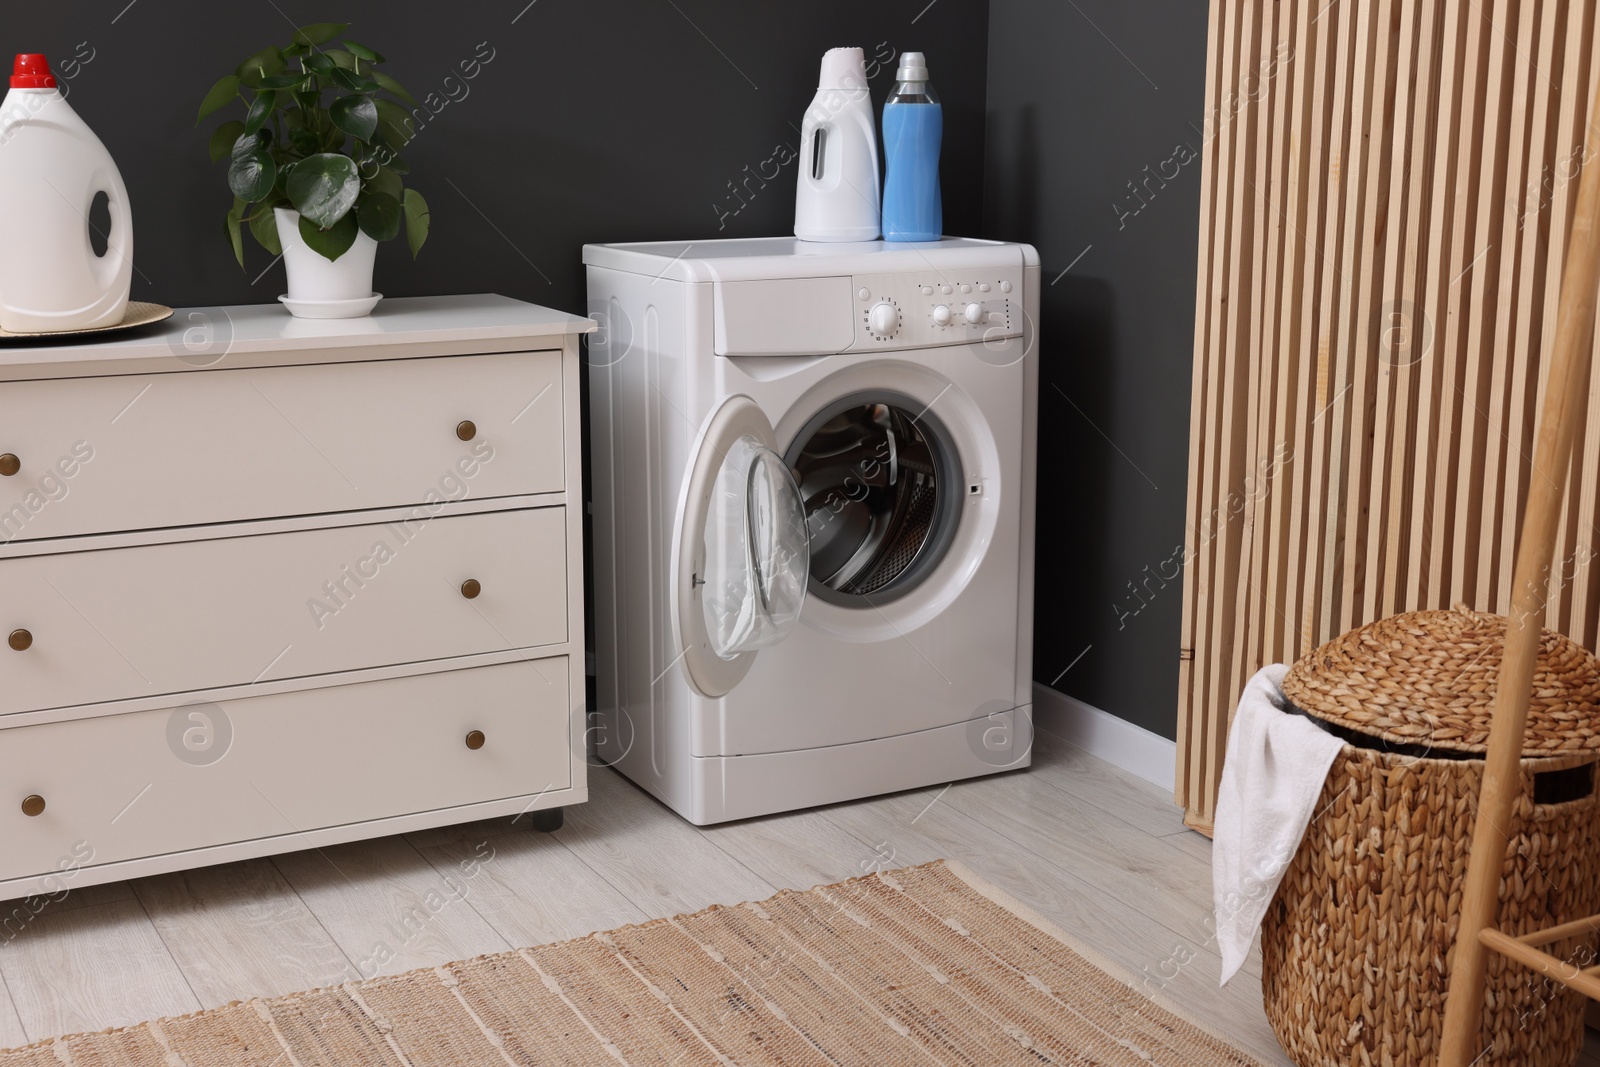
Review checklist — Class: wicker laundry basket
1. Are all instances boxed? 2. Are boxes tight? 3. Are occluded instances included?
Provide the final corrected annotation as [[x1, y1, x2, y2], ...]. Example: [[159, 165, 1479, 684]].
[[1263, 606, 1600, 1067]]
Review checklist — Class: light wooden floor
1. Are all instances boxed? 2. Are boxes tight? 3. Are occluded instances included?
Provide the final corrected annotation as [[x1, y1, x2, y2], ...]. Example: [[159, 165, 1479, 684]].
[[0, 724, 1593, 1065]]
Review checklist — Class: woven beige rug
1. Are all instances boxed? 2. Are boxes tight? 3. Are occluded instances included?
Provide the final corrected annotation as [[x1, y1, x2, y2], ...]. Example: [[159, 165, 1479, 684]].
[[0, 860, 1261, 1066]]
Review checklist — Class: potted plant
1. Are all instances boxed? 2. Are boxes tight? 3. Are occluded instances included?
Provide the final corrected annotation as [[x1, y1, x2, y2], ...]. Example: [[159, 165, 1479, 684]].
[[197, 22, 430, 318]]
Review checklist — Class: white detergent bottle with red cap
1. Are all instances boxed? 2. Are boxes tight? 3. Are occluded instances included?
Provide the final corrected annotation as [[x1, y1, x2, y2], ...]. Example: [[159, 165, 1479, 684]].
[[0, 54, 132, 333]]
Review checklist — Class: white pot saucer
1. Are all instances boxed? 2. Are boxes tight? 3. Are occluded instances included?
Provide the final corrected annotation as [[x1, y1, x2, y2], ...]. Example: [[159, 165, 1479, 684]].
[[0, 301, 173, 339], [278, 293, 383, 319]]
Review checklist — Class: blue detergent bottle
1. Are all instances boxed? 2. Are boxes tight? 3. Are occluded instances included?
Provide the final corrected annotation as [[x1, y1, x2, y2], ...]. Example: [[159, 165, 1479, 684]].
[[881, 51, 942, 242]]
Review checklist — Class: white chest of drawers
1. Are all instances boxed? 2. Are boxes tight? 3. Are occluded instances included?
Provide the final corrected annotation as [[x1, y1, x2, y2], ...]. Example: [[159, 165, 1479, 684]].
[[0, 294, 593, 899]]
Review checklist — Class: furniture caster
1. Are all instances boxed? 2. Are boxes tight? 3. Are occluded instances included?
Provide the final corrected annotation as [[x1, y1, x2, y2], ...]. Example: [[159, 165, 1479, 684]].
[[530, 807, 563, 833]]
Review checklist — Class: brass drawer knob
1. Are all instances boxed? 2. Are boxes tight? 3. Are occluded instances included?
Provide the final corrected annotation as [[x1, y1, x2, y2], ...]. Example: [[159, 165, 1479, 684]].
[[461, 578, 482, 600], [8, 629, 31, 652], [20, 795, 44, 817], [0, 454, 18, 477], [456, 420, 477, 442], [465, 730, 486, 751]]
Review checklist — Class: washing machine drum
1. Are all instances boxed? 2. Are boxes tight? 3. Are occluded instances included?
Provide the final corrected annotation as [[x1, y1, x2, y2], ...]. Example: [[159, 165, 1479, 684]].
[[786, 394, 963, 605]]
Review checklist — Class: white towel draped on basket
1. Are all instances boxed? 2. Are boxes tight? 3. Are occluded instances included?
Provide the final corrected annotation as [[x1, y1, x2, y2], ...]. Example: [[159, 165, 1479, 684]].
[[1212, 663, 1346, 985]]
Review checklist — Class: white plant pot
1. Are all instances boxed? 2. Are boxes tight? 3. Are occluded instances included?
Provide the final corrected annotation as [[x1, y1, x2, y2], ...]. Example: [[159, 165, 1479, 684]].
[[275, 207, 379, 318]]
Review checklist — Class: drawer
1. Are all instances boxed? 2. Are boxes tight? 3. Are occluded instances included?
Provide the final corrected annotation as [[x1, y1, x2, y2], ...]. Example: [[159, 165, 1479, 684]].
[[0, 508, 566, 715], [0, 660, 572, 884], [0, 351, 564, 543]]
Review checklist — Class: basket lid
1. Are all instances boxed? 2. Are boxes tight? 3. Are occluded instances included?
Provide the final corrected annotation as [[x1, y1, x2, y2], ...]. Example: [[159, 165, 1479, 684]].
[[1280, 606, 1600, 755]]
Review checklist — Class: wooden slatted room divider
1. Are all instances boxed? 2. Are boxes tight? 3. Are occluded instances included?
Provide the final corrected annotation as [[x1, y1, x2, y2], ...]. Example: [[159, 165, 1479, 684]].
[[1178, 0, 1600, 832]]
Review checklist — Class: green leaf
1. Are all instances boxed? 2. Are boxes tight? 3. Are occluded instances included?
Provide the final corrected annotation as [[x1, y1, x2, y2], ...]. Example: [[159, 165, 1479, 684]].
[[208, 120, 245, 163], [243, 89, 275, 135], [302, 52, 337, 77], [375, 98, 417, 151], [291, 22, 348, 48], [372, 71, 417, 106], [248, 200, 284, 256], [227, 132, 277, 201], [285, 152, 360, 228], [299, 211, 359, 261], [225, 197, 246, 268], [402, 188, 430, 258], [196, 74, 240, 125], [236, 47, 286, 87], [356, 191, 402, 241], [343, 40, 386, 64], [329, 94, 378, 142], [364, 164, 404, 202], [325, 49, 358, 71], [329, 66, 380, 94], [257, 72, 309, 90]]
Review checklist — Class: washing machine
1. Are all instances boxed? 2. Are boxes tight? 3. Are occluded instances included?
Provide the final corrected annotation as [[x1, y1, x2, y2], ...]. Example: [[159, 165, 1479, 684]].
[[583, 236, 1038, 824]]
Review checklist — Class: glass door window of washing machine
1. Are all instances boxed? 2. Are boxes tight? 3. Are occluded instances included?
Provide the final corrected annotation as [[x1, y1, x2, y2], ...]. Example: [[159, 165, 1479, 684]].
[[677, 395, 811, 698], [702, 434, 809, 659]]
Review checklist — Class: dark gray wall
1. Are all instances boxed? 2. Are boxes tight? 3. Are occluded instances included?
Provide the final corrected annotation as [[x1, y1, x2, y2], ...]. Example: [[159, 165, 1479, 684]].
[[12, 0, 1212, 739], [10, 0, 990, 315], [983, 0, 1209, 739]]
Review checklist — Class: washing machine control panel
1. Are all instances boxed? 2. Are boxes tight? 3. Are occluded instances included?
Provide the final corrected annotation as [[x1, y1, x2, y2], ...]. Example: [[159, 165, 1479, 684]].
[[849, 270, 1025, 351]]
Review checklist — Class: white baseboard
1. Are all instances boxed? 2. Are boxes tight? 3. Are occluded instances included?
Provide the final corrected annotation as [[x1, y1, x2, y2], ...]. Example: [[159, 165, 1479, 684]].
[[1031, 682, 1177, 794]]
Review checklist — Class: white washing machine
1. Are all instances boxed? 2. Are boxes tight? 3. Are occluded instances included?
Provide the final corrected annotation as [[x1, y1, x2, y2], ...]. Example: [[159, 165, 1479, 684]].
[[583, 237, 1038, 824]]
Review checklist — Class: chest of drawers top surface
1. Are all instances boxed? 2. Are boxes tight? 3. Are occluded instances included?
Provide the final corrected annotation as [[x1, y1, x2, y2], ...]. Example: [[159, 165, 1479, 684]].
[[0, 293, 595, 378]]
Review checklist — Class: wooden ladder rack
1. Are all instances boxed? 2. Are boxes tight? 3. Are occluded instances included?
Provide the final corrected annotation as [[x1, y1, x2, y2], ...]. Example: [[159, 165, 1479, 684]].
[[1439, 47, 1600, 1067]]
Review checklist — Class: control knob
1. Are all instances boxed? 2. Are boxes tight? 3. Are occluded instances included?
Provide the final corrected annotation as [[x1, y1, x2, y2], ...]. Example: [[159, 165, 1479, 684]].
[[869, 302, 900, 336], [931, 304, 953, 326], [964, 302, 988, 325]]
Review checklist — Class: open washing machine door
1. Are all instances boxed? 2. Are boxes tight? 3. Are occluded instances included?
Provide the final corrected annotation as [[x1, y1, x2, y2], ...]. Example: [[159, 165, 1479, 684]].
[[672, 395, 810, 698]]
